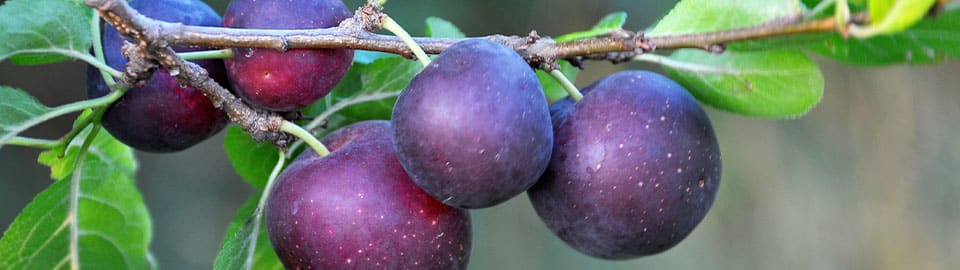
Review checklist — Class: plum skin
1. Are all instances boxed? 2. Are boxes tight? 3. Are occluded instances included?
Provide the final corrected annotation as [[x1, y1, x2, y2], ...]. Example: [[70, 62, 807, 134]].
[[391, 39, 553, 209], [266, 121, 471, 269], [222, 0, 354, 112], [528, 71, 722, 259], [86, 0, 228, 153]]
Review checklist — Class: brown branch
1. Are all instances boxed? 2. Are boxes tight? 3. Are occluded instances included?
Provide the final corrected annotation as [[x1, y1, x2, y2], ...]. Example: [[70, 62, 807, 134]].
[[84, 0, 860, 146], [87, 0, 857, 69], [87, 0, 289, 146]]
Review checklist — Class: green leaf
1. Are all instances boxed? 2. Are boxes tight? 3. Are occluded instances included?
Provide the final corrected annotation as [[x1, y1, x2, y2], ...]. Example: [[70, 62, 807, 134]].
[[0, 130, 151, 269], [644, 0, 823, 118], [37, 109, 97, 180], [425, 17, 465, 38], [811, 7, 960, 64], [655, 49, 824, 118], [649, 0, 802, 36], [224, 126, 280, 190], [860, 0, 937, 37], [213, 197, 282, 270], [0, 0, 94, 65], [537, 60, 579, 103], [0, 86, 53, 150], [310, 56, 415, 132], [555, 12, 629, 42]]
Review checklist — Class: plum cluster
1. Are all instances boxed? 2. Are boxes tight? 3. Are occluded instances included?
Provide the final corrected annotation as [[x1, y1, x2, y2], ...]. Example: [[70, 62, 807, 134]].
[[86, 0, 723, 268], [265, 38, 722, 268]]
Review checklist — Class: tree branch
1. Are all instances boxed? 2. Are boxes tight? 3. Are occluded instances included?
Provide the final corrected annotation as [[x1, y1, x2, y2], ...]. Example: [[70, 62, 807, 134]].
[[87, 0, 290, 146], [83, 0, 861, 147]]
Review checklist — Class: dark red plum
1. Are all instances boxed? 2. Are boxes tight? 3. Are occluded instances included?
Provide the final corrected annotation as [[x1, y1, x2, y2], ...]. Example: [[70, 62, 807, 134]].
[[391, 39, 553, 209], [266, 121, 471, 269], [223, 0, 354, 111], [528, 71, 722, 259], [86, 0, 228, 152]]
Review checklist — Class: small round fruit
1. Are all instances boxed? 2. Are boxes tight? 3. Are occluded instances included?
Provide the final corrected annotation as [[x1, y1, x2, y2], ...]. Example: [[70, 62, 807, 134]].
[[86, 0, 228, 152], [391, 39, 553, 209], [266, 121, 472, 269], [528, 71, 722, 259], [222, 0, 354, 111]]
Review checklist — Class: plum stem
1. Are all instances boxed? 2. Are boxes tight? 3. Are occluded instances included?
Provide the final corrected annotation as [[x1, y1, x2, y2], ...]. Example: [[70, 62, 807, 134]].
[[178, 49, 233, 60], [91, 13, 121, 84], [549, 70, 583, 102], [381, 16, 432, 67], [280, 121, 330, 157]]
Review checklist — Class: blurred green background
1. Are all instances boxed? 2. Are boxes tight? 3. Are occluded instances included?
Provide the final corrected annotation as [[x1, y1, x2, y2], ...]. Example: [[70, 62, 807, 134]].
[[2, 0, 959, 269]]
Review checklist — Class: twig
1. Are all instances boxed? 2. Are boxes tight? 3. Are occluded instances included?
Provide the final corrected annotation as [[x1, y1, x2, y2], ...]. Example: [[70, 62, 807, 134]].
[[84, 0, 863, 147], [87, 0, 290, 147]]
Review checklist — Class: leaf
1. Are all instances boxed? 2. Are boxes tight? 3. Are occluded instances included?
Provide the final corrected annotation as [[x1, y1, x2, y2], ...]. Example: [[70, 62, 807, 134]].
[[537, 60, 579, 103], [37, 109, 97, 180], [0, 0, 94, 65], [644, 0, 823, 118], [425, 17, 465, 38], [649, 0, 802, 36], [858, 0, 937, 37], [655, 49, 824, 118], [0, 86, 53, 150], [556, 12, 628, 42], [0, 130, 151, 270], [224, 126, 280, 190], [811, 7, 960, 65], [213, 197, 282, 270]]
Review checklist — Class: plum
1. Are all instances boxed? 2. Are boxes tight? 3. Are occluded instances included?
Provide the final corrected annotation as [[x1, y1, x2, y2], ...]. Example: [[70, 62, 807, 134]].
[[86, 0, 228, 152], [528, 71, 722, 259], [222, 0, 354, 112], [391, 39, 553, 209], [266, 121, 471, 269]]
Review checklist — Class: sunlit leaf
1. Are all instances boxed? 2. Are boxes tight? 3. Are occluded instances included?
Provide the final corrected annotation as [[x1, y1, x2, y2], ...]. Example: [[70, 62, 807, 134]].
[[0, 0, 94, 65], [224, 126, 280, 190], [0, 130, 150, 270], [656, 49, 823, 118]]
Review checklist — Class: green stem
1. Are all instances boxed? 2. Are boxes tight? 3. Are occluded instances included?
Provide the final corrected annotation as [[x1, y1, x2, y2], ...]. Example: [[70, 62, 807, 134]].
[[245, 150, 286, 269], [836, 0, 851, 36], [1, 90, 123, 150], [178, 49, 234, 61], [7, 136, 59, 149], [280, 121, 330, 157], [382, 16, 431, 67], [807, 0, 836, 19], [549, 70, 583, 102], [90, 13, 120, 84], [68, 124, 100, 270], [57, 106, 111, 157]]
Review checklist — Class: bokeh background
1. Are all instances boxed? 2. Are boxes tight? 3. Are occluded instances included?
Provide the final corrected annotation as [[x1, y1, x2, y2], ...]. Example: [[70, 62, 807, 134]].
[[2, 0, 959, 269]]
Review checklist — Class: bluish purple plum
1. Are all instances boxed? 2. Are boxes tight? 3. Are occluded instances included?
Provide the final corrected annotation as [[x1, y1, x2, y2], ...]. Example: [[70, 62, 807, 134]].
[[222, 0, 354, 111], [528, 71, 722, 259], [266, 121, 471, 269], [86, 0, 228, 152], [391, 39, 553, 209]]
